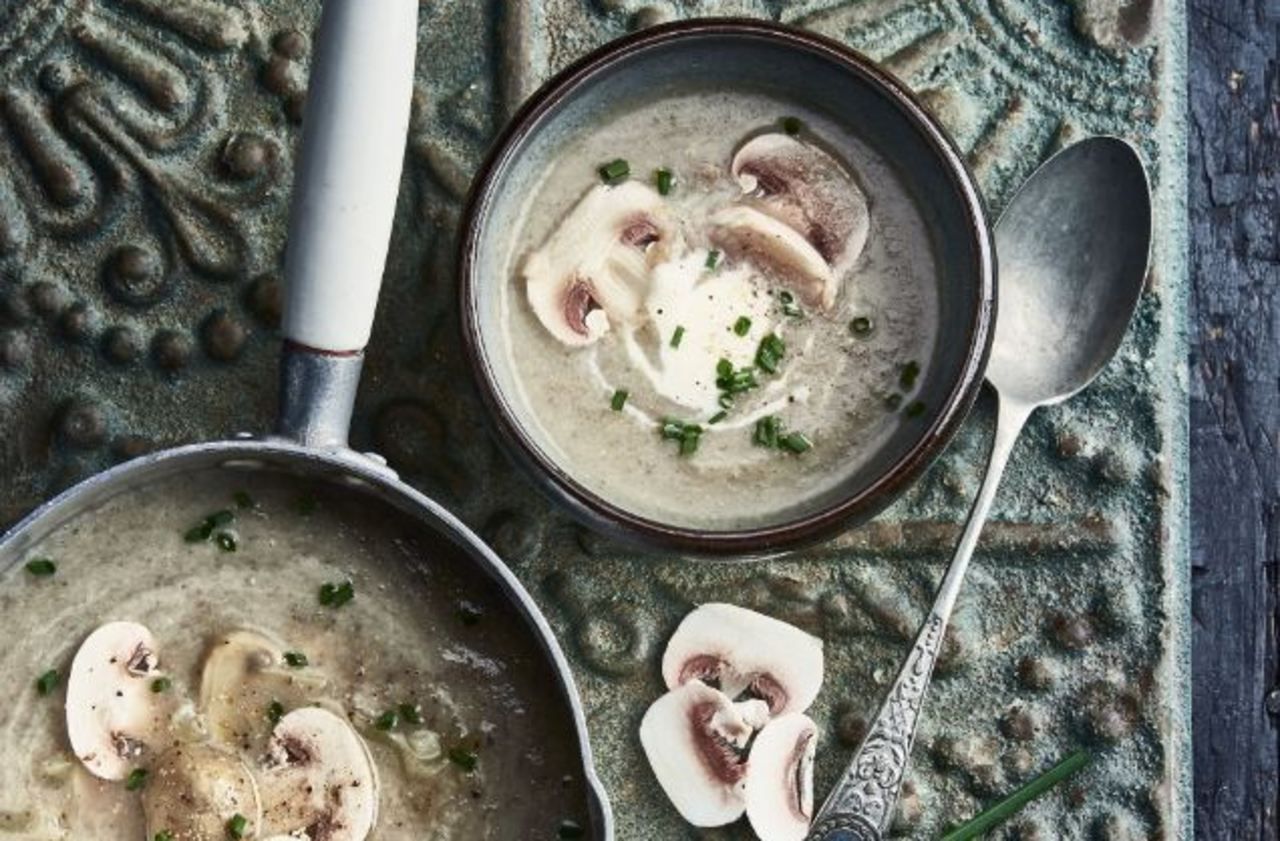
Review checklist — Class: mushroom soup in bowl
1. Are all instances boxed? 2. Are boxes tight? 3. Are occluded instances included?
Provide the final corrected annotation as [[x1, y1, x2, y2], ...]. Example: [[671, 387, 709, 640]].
[[461, 20, 995, 553], [0, 468, 593, 840]]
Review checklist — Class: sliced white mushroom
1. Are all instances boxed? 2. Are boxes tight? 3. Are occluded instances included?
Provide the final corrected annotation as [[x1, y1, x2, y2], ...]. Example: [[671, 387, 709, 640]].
[[142, 743, 262, 841], [258, 707, 378, 841], [662, 603, 824, 716], [730, 132, 871, 282], [639, 681, 755, 827], [744, 714, 818, 841], [65, 621, 167, 780], [709, 205, 838, 311], [524, 180, 676, 346]]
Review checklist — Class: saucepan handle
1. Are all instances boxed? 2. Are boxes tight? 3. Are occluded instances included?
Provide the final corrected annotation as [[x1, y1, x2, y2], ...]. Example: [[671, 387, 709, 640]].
[[276, 0, 417, 448]]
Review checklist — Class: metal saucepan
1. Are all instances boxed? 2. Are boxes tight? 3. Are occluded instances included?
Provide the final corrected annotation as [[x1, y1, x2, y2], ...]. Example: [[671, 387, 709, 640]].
[[0, 1, 611, 837]]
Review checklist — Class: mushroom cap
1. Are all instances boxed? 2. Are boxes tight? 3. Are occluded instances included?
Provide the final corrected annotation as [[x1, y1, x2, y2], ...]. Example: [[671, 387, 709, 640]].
[[661, 603, 824, 716], [65, 621, 167, 780], [730, 132, 870, 281], [259, 706, 378, 841], [708, 205, 837, 311], [744, 713, 818, 841], [639, 681, 754, 827], [524, 180, 675, 346], [141, 743, 263, 841]]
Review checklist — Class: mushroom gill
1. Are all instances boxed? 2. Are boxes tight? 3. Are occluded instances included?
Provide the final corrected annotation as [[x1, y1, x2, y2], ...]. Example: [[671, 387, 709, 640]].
[[524, 180, 675, 346]]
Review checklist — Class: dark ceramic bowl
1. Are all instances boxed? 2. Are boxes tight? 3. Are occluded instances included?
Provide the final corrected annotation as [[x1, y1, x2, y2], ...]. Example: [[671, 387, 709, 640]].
[[459, 19, 995, 556]]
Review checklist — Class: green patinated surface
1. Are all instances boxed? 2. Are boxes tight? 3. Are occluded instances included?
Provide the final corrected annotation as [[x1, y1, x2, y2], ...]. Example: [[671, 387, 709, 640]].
[[0, 0, 1189, 838]]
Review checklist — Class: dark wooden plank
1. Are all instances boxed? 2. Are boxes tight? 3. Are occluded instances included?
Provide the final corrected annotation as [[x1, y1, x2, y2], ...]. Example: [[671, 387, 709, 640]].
[[1189, 1, 1280, 837]]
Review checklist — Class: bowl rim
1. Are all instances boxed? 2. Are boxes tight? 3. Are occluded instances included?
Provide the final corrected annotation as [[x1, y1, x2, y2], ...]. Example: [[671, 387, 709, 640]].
[[458, 17, 996, 556]]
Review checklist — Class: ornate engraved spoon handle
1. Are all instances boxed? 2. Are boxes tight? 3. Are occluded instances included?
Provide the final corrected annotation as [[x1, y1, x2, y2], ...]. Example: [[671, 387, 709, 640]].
[[807, 396, 1031, 841]]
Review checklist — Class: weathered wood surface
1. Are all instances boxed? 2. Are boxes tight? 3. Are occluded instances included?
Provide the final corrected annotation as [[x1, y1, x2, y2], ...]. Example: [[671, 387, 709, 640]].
[[1189, 0, 1280, 837]]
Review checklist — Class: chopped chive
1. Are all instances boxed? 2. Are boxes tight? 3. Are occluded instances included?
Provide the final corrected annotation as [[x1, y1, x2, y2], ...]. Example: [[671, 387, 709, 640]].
[[782, 116, 803, 135], [705, 249, 721, 270], [598, 158, 630, 184], [399, 703, 424, 726], [755, 333, 786, 374], [448, 746, 479, 772], [679, 428, 701, 456], [885, 393, 903, 411], [654, 167, 674, 196], [125, 768, 148, 791], [754, 416, 781, 449], [319, 580, 354, 608], [717, 393, 734, 410], [708, 411, 728, 425], [35, 669, 58, 696], [184, 522, 212, 543], [458, 602, 484, 625], [375, 710, 399, 731], [610, 389, 629, 412], [716, 358, 733, 379], [25, 558, 56, 577], [283, 651, 308, 668], [156, 833, 174, 841], [850, 315, 874, 336], [781, 432, 813, 454], [215, 532, 237, 552], [940, 750, 1090, 841], [905, 400, 927, 418], [733, 316, 752, 336], [209, 509, 234, 527], [267, 700, 285, 724], [670, 325, 686, 348], [778, 289, 803, 317], [227, 813, 248, 839], [232, 491, 253, 509], [151, 677, 172, 694], [558, 820, 586, 839], [659, 419, 702, 456], [900, 360, 921, 390]]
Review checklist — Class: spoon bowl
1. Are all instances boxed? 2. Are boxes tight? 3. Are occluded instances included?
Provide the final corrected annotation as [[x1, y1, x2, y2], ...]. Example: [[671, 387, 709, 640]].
[[990, 137, 1152, 406]]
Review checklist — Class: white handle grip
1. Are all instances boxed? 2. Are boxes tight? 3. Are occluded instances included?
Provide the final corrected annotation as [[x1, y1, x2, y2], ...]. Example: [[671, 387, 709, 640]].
[[282, 0, 418, 353]]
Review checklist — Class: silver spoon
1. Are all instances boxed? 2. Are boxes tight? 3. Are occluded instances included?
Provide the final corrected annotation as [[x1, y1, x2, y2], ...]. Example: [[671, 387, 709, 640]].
[[806, 136, 1153, 841]]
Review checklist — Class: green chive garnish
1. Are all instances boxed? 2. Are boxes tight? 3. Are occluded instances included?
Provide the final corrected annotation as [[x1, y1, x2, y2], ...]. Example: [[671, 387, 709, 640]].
[[125, 768, 148, 791], [754, 416, 781, 449], [940, 750, 1090, 841], [705, 250, 720, 270], [655, 168, 674, 195], [598, 158, 630, 184], [25, 558, 56, 576], [708, 411, 728, 424], [399, 703, 423, 725], [718, 393, 734, 410], [885, 393, 904, 411], [185, 510, 234, 543], [151, 677, 172, 694], [319, 580, 354, 608], [227, 813, 248, 839], [900, 360, 921, 390], [755, 333, 786, 374], [215, 532, 237, 552], [781, 432, 813, 454], [850, 315, 874, 336], [733, 316, 752, 336], [232, 491, 253, 509], [670, 325, 685, 348], [448, 746, 479, 772], [716, 358, 733, 378], [283, 651, 308, 668], [458, 603, 483, 626], [779, 289, 803, 317], [610, 389, 628, 412], [35, 669, 58, 696], [659, 419, 702, 456], [155, 833, 174, 841], [905, 400, 927, 418], [782, 116, 803, 135], [558, 820, 586, 839], [267, 700, 284, 724], [375, 710, 398, 731]]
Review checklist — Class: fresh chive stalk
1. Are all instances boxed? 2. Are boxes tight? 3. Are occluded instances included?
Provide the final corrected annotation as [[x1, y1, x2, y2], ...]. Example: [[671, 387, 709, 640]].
[[25, 558, 56, 576], [670, 326, 685, 348], [755, 333, 786, 374], [654, 168, 674, 196], [705, 250, 720, 270], [782, 116, 803, 135], [940, 750, 1090, 841], [610, 389, 629, 411], [733, 316, 752, 337], [598, 158, 630, 184]]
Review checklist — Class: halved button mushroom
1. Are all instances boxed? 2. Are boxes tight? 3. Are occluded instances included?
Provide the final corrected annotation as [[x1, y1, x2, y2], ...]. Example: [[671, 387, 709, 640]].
[[142, 743, 262, 841], [66, 621, 167, 780], [709, 205, 838, 311], [639, 681, 757, 827], [524, 180, 676, 346], [662, 603, 824, 716], [258, 706, 378, 841], [730, 132, 871, 282], [744, 713, 818, 841]]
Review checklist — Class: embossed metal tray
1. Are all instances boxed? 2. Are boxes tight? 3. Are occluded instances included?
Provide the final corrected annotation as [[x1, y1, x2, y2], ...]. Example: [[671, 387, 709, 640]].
[[0, 1, 1190, 838]]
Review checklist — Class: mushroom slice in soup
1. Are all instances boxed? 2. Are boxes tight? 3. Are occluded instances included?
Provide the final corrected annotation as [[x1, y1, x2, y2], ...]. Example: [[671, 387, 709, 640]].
[[66, 621, 168, 780], [730, 132, 871, 282], [142, 743, 262, 841], [639, 681, 768, 827], [662, 603, 824, 716], [708, 205, 838, 311], [524, 181, 675, 346], [259, 707, 379, 841], [744, 713, 818, 841]]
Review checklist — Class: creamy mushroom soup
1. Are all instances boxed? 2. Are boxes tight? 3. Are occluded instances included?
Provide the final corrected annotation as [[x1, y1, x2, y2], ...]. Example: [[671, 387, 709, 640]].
[[0, 469, 590, 840], [500, 91, 940, 529]]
